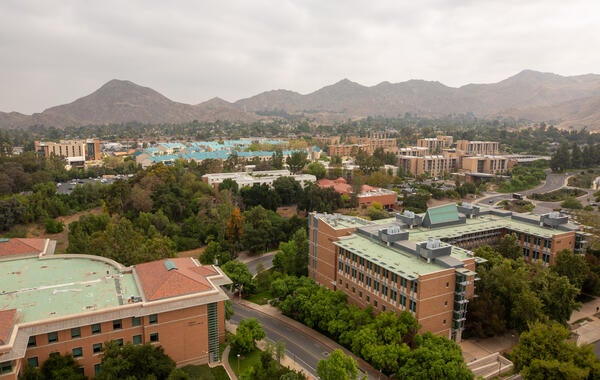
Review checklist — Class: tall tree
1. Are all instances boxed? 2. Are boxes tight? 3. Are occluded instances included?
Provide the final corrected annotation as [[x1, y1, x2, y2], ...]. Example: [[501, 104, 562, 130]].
[[317, 349, 361, 380], [97, 341, 175, 380], [286, 152, 307, 174]]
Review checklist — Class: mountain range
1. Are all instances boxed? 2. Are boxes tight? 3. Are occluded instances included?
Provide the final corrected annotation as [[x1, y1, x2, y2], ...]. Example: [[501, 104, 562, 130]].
[[2, 70, 600, 129]]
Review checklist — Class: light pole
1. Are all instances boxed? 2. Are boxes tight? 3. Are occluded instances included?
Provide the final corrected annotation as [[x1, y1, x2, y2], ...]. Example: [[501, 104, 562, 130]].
[[497, 356, 502, 376], [237, 353, 240, 374]]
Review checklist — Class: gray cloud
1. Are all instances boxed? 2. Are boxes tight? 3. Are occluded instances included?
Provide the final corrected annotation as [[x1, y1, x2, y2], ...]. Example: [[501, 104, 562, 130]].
[[1, 0, 599, 113]]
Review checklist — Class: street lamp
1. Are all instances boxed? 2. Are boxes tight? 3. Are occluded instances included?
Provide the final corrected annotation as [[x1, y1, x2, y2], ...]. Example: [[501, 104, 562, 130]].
[[237, 353, 240, 374], [497, 356, 502, 376]]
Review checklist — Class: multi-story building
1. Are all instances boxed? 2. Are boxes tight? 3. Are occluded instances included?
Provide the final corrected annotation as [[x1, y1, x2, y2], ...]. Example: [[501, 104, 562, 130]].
[[0, 238, 231, 379], [455, 140, 499, 156], [416, 136, 453, 153], [398, 154, 458, 178], [35, 139, 102, 165], [308, 204, 588, 342], [202, 170, 316, 189], [461, 155, 514, 175]]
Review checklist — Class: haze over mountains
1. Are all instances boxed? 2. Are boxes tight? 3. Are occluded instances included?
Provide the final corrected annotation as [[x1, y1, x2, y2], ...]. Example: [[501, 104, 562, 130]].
[[2, 70, 600, 129]]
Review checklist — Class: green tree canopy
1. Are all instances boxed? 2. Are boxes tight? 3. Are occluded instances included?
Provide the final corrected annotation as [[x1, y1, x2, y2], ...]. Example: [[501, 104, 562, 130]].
[[231, 318, 266, 355], [97, 341, 176, 380], [317, 349, 361, 380]]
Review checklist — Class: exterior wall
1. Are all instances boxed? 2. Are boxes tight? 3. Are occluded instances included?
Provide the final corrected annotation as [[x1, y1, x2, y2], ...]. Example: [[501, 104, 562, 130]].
[[35, 139, 101, 162], [399, 155, 456, 178], [3, 303, 227, 379], [308, 214, 355, 290], [456, 140, 499, 155], [417, 270, 457, 338], [461, 156, 511, 174], [357, 192, 397, 208]]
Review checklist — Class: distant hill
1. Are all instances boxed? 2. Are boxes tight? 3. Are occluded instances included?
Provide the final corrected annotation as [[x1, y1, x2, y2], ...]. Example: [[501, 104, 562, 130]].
[[3, 70, 600, 129], [0, 80, 259, 128]]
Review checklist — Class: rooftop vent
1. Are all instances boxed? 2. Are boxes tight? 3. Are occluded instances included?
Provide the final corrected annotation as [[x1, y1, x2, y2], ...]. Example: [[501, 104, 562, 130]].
[[0, 238, 9, 243], [426, 237, 442, 249], [164, 260, 178, 271]]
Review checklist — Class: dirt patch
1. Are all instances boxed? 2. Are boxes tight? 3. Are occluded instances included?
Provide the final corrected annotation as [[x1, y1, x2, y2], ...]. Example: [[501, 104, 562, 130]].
[[177, 246, 206, 258], [277, 205, 298, 218], [26, 207, 104, 254]]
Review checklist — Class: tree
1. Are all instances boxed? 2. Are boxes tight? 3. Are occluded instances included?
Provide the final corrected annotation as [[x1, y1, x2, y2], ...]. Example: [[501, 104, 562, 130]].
[[240, 183, 281, 211], [550, 142, 571, 172], [553, 249, 588, 289], [219, 178, 239, 194], [230, 318, 266, 355], [497, 233, 521, 260], [97, 341, 176, 380], [222, 260, 255, 295], [307, 161, 327, 179], [271, 149, 284, 170], [225, 207, 245, 255], [571, 143, 584, 169], [561, 197, 583, 210], [241, 206, 273, 254], [512, 321, 600, 380], [317, 349, 361, 380], [41, 353, 86, 380], [286, 152, 307, 174], [273, 177, 302, 205], [199, 241, 231, 265], [396, 333, 473, 380]]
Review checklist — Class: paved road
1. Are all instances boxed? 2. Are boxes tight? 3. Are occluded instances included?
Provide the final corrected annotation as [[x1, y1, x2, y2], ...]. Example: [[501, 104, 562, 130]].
[[244, 252, 275, 276], [231, 303, 323, 378], [230, 301, 381, 379], [478, 172, 570, 207]]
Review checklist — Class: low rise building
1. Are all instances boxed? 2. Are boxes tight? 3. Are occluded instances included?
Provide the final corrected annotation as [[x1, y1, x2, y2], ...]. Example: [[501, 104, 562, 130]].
[[317, 178, 397, 209], [0, 238, 231, 379], [202, 169, 316, 189], [35, 139, 102, 165]]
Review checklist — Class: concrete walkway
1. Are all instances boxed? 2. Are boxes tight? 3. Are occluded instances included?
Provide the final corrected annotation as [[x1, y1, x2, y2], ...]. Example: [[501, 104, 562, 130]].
[[220, 345, 237, 380], [570, 295, 600, 345], [461, 333, 519, 363]]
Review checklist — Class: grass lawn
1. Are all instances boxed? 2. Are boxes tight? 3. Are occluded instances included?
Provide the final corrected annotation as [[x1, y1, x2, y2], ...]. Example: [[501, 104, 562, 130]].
[[230, 349, 262, 376], [180, 364, 230, 380], [246, 291, 271, 305]]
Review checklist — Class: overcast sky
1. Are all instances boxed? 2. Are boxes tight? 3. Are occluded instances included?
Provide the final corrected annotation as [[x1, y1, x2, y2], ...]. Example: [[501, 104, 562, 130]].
[[1, 0, 599, 114]]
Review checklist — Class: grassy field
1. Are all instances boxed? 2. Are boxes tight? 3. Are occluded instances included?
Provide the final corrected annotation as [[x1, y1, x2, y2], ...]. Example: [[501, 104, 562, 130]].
[[180, 364, 230, 380], [230, 349, 262, 377]]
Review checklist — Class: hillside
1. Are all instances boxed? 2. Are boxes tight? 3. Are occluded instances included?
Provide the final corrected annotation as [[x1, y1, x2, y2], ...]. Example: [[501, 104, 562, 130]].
[[3, 70, 600, 129]]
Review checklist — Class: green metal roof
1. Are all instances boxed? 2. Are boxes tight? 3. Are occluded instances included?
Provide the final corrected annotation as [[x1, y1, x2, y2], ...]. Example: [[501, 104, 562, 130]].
[[423, 204, 460, 226]]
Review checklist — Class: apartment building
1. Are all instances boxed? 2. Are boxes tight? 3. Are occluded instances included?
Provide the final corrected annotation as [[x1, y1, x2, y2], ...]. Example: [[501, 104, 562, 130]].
[[398, 154, 458, 178], [308, 204, 588, 342], [455, 140, 499, 156], [35, 139, 102, 164], [0, 238, 231, 379], [416, 136, 453, 153], [461, 155, 514, 175]]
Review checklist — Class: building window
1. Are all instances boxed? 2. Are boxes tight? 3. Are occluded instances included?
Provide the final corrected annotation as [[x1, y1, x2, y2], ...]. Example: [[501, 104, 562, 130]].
[[444, 300, 448, 306], [27, 357, 39, 368], [27, 336, 36, 347], [382, 305, 386, 311], [0, 361, 12, 375], [132, 317, 141, 327], [359, 291, 362, 298], [411, 281, 418, 293], [374, 280, 380, 291], [443, 319, 447, 325], [401, 278, 407, 287], [366, 295, 370, 302], [133, 335, 142, 345], [92, 323, 101, 334], [113, 320, 122, 330], [373, 300, 378, 307], [390, 290, 397, 301], [72, 347, 83, 358], [94, 364, 102, 376], [47, 332, 58, 344], [150, 333, 159, 342], [93, 343, 102, 354], [445, 282, 449, 288], [113, 338, 123, 346], [71, 327, 81, 339], [409, 300, 417, 312], [149, 314, 158, 324]]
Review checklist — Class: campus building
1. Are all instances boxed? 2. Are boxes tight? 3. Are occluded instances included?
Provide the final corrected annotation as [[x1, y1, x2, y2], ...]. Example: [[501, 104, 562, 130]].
[[308, 204, 588, 342], [0, 238, 231, 379], [455, 140, 499, 156], [317, 178, 398, 209], [35, 139, 102, 166], [202, 170, 316, 189]]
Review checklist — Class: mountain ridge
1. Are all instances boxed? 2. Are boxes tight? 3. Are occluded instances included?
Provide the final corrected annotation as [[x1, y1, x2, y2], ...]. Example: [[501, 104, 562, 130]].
[[3, 70, 600, 129]]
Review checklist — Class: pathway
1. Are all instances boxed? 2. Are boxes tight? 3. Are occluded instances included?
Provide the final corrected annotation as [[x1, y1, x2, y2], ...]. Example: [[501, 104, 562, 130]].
[[220, 345, 237, 380]]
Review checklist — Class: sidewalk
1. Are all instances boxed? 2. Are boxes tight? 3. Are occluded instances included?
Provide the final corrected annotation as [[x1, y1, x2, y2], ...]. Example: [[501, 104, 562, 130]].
[[570, 295, 600, 345], [220, 345, 237, 380], [460, 333, 519, 363]]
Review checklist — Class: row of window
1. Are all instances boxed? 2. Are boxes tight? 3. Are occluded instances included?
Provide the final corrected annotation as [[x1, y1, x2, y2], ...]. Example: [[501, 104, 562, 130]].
[[521, 233, 552, 248], [27, 334, 159, 369], [28, 315, 158, 347], [522, 248, 551, 263], [339, 261, 418, 293]]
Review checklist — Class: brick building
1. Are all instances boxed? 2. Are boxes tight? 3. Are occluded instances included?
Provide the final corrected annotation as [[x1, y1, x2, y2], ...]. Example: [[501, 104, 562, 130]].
[[308, 204, 588, 342], [0, 238, 231, 379]]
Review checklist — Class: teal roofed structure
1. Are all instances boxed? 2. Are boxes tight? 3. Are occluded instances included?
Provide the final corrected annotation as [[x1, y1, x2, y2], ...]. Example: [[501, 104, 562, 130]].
[[422, 203, 466, 228]]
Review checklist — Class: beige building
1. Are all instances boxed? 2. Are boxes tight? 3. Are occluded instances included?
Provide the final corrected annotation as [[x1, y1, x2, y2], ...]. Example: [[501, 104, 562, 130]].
[[35, 139, 102, 164], [461, 155, 514, 175], [0, 238, 231, 379], [398, 154, 458, 178], [416, 136, 453, 153], [456, 140, 499, 155]]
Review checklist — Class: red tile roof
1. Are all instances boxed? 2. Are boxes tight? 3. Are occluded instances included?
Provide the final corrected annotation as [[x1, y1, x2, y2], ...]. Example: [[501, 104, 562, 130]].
[[0, 238, 46, 258], [0, 309, 16, 345], [134, 258, 219, 301]]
